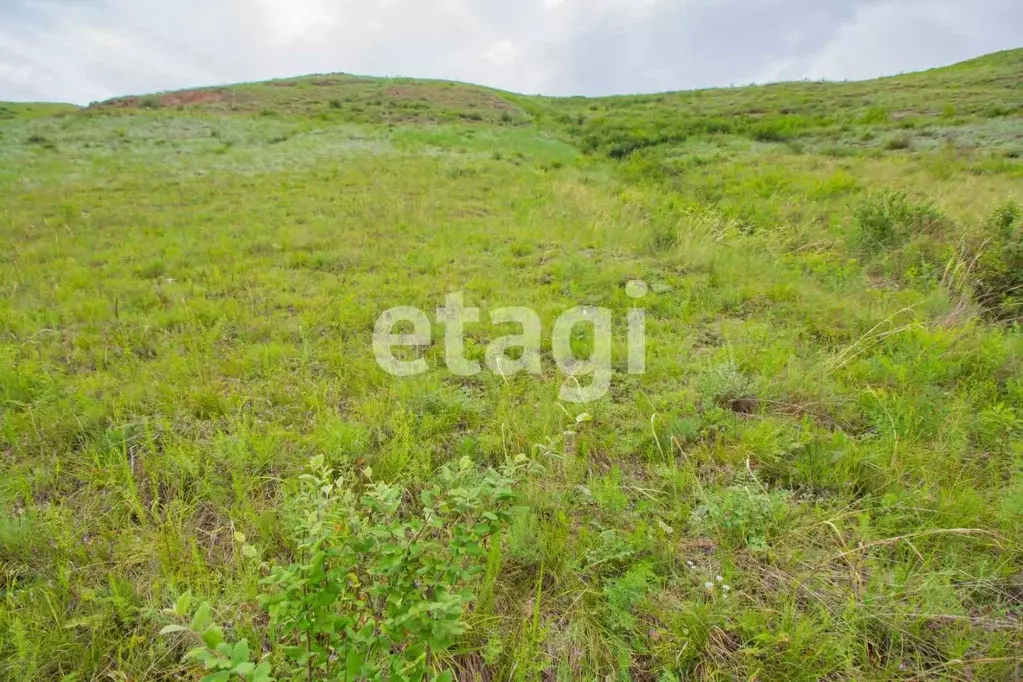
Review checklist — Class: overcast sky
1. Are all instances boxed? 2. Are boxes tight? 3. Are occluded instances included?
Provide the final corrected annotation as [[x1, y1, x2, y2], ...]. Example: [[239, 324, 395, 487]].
[[1, 0, 1021, 104]]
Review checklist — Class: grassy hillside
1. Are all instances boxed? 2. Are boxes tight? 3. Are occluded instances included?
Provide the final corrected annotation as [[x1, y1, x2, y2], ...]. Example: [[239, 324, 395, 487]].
[[0, 102, 79, 120], [1, 49, 1023, 681]]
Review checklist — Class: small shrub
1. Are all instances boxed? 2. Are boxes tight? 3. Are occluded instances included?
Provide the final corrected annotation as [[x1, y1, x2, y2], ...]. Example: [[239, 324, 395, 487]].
[[750, 124, 787, 142], [852, 190, 948, 253], [691, 482, 791, 551], [884, 135, 912, 151], [603, 563, 656, 630], [974, 200, 1023, 319], [162, 455, 533, 681], [984, 105, 1013, 118], [328, 99, 342, 109], [888, 235, 954, 288], [25, 134, 57, 150], [822, 146, 858, 158], [854, 193, 902, 250], [747, 116, 807, 143], [139, 95, 162, 109]]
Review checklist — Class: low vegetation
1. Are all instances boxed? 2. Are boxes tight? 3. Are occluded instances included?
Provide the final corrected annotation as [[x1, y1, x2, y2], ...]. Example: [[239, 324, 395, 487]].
[[1, 49, 1022, 680]]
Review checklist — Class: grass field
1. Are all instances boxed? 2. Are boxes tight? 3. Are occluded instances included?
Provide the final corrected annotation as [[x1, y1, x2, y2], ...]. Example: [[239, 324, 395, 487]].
[[2, 49, 1023, 680]]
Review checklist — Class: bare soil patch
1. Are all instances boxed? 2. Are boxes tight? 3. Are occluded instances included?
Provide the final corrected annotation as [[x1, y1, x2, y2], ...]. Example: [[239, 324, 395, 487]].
[[93, 88, 232, 109]]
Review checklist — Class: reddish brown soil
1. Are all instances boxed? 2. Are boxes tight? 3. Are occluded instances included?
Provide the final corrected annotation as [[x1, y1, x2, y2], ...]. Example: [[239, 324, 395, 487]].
[[160, 89, 232, 106], [385, 84, 518, 112], [93, 88, 232, 109]]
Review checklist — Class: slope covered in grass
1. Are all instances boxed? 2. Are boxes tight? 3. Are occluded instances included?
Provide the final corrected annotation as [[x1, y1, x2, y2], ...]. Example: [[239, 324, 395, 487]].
[[1, 50, 1023, 680], [0, 102, 79, 121]]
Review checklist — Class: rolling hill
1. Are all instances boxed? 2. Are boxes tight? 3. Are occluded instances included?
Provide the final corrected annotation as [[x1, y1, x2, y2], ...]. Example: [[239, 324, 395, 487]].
[[1, 49, 1022, 680]]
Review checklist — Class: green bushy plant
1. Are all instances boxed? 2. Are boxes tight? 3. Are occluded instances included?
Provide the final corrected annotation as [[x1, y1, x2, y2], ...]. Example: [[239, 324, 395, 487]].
[[691, 481, 791, 552], [853, 191, 911, 251], [884, 135, 912, 151], [974, 200, 1023, 320], [852, 190, 948, 253], [162, 454, 533, 681]]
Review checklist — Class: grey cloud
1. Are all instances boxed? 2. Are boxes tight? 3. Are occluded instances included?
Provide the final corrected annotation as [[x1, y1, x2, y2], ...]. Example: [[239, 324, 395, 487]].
[[0, 0, 1020, 104], [543, 0, 858, 94]]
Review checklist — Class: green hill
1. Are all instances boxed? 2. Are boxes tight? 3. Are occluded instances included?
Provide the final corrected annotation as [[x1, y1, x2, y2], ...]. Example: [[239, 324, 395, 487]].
[[1, 50, 1022, 681]]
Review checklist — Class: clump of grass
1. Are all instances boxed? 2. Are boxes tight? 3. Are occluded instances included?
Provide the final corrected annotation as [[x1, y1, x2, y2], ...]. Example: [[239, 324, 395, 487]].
[[692, 481, 792, 552], [646, 219, 679, 252]]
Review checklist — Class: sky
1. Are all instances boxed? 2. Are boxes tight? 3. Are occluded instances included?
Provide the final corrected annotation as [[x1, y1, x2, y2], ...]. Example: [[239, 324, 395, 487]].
[[1, 0, 1021, 105]]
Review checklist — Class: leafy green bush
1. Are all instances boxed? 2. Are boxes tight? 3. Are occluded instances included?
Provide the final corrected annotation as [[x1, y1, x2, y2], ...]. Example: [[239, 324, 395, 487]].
[[162, 455, 533, 681], [852, 190, 948, 253], [974, 200, 1023, 319], [691, 482, 791, 552], [884, 135, 912, 151], [886, 235, 953, 288]]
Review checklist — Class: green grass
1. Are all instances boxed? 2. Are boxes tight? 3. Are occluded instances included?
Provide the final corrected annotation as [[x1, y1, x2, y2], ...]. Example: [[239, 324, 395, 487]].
[[2, 50, 1023, 681], [0, 102, 79, 121]]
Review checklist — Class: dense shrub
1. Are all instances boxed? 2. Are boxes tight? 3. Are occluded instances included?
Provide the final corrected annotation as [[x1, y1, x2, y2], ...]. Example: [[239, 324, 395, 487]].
[[852, 190, 948, 253], [691, 482, 792, 552], [974, 201, 1023, 320], [884, 135, 913, 151]]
